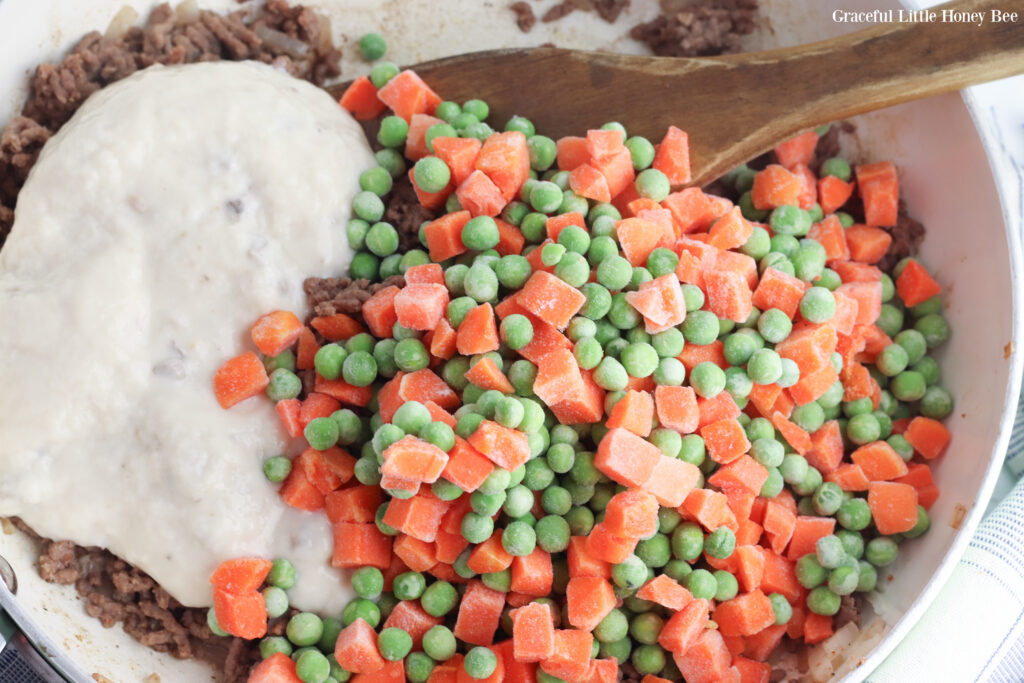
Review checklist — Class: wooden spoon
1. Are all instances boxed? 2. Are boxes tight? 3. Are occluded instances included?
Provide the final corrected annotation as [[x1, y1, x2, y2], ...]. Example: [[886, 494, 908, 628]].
[[331, 0, 1024, 186]]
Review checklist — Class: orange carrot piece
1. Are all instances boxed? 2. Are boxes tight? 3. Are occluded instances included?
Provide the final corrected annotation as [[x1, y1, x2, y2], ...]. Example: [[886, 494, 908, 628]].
[[568, 536, 612, 579], [786, 516, 836, 561], [818, 175, 856, 214], [393, 534, 438, 573], [424, 210, 471, 262], [467, 420, 531, 471], [567, 576, 617, 631], [895, 259, 941, 307], [442, 437, 495, 493], [467, 530, 515, 574], [868, 481, 919, 534], [658, 598, 709, 654], [212, 587, 267, 639], [700, 418, 751, 464], [904, 416, 951, 460], [845, 224, 893, 264], [331, 523, 392, 569], [708, 455, 769, 496], [603, 489, 660, 539], [595, 427, 662, 487], [465, 357, 515, 393], [707, 206, 753, 251], [606, 389, 655, 437], [540, 629, 594, 682], [674, 629, 733, 683], [453, 580, 505, 646], [751, 164, 801, 210], [339, 76, 387, 120], [213, 352, 269, 409], [569, 163, 612, 202], [637, 575, 693, 611], [512, 601, 556, 662], [586, 522, 639, 564], [376, 69, 441, 122], [382, 435, 449, 484], [381, 491, 451, 543], [432, 136, 482, 185], [476, 131, 530, 202], [704, 268, 753, 323], [326, 485, 383, 524], [335, 618, 387, 674], [395, 283, 450, 331], [807, 214, 850, 264], [751, 267, 808, 319], [456, 170, 506, 217], [210, 557, 273, 594], [556, 136, 589, 170], [682, 489, 738, 533], [405, 114, 445, 161], [714, 589, 776, 637], [617, 217, 665, 267], [653, 125, 692, 184], [545, 211, 586, 241], [856, 161, 899, 227], [250, 653, 302, 683], [510, 548, 553, 597], [362, 285, 401, 339], [803, 612, 834, 645], [773, 130, 818, 169], [517, 271, 587, 330], [251, 310, 304, 356], [456, 303, 500, 355], [851, 441, 909, 481], [642, 455, 701, 508]]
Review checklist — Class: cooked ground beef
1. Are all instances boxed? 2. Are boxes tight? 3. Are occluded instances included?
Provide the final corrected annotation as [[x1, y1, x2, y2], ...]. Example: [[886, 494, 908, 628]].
[[881, 208, 926, 272], [14, 519, 257, 683], [631, 0, 758, 57], [510, 1, 538, 32], [304, 274, 406, 318], [0, 0, 341, 246], [538, 0, 632, 25]]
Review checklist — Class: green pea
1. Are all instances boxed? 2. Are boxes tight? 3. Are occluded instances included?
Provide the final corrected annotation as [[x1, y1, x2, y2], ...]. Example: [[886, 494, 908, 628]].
[[535, 515, 571, 553], [748, 348, 783, 385], [865, 537, 899, 567], [713, 570, 740, 601], [800, 286, 836, 323], [527, 135, 557, 171], [671, 523, 704, 561], [596, 254, 633, 291], [612, 555, 648, 590], [364, 220, 397, 255], [263, 455, 292, 483], [635, 168, 671, 201], [630, 612, 665, 646], [358, 32, 386, 60], [287, 613, 324, 648], [795, 554, 827, 589], [704, 526, 736, 559], [770, 204, 812, 236], [423, 625, 457, 661], [625, 136, 656, 169], [685, 569, 718, 600], [757, 308, 793, 344]]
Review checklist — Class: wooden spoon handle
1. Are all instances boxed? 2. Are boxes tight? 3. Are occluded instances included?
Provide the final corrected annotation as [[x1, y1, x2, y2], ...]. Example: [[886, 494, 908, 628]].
[[681, 0, 1024, 182]]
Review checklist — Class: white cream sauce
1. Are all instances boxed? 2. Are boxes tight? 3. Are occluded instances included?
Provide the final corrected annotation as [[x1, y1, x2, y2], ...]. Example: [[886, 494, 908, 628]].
[[0, 61, 374, 612]]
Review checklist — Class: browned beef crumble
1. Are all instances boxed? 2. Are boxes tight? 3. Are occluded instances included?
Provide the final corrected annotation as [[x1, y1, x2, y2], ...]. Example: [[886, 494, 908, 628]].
[[1, 2, 343, 677], [510, 1, 538, 32], [13, 519, 256, 683], [304, 274, 406, 318], [631, 0, 758, 57], [538, 0, 632, 25], [0, 0, 341, 246]]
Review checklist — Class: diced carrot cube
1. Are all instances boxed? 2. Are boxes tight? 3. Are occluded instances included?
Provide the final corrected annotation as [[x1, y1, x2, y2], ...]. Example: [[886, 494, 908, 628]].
[[335, 618, 386, 674], [659, 598, 710, 654], [457, 170, 506, 217], [682, 489, 738, 533], [400, 368, 460, 409], [714, 589, 776, 637], [432, 136, 482, 186], [512, 601, 556, 662], [708, 455, 769, 495], [212, 587, 266, 639], [773, 130, 818, 169], [595, 427, 662, 487], [751, 164, 801, 210], [818, 175, 856, 214], [424, 210, 471, 262], [556, 136, 589, 170], [895, 258, 941, 308], [517, 271, 587, 330], [250, 653, 302, 683], [707, 206, 753, 251], [786, 516, 836, 561], [376, 69, 441, 122], [511, 548, 553, 597], [606, 389, 655, 437], [592, 147, 636, 198], [603, 489, 660, 539], [653, 125, 692, 185], [700, 418, 751, 464], [453, 580, 505, 646], [568, 536, 612, 579], [567, 576, 617, 631], [382, 491, 451, 543], [642, 455, 701, 508], [468, 420, 530, 471], [395, 284, 450, 331], [213, 352, 269, 409], [904, 416, 951, 460], [540, 629, 594, 682], [751, 267, 807, 319], [279, 466, 325, 512], [856, 161, 899, 227], [617, 217, 665, 267], [851, 441, 909, 481], [476, 131, 530, 202], [362, 286, 402, 339], [586, 522, 639, 564], [705, 268, 753, 323], [570, 163, 612, 202], [825, 463, 871, 492], [339, 76, 387, 120], [545, 211, 586, 241], [868, 481, 919, 534], [331, 523, 392, 569], [637, 574, 693, 611]]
